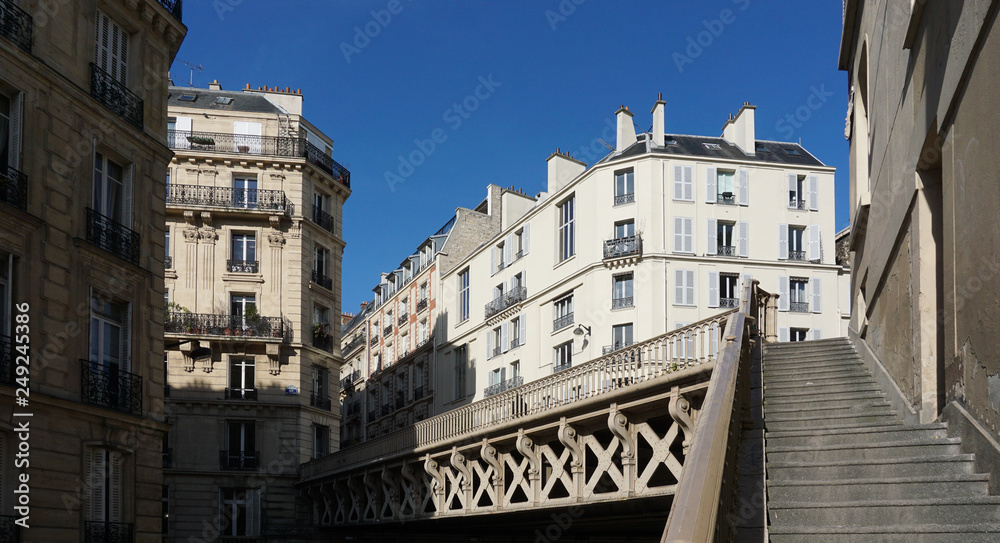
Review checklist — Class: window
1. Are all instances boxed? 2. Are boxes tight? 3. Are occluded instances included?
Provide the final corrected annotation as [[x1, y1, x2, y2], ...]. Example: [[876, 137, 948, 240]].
[[554, 341, 573, 372], [228, 357, 255, 399], [453, 346, 467, 399], [86, 448, 124, 527], [788, 175, 806, 209], [672, 165, 693, 201], [719, 273, 740, 308], [165, 228, 171, 268], [90, 295, 129, 373], [95, 12, 129, 84], [510, 360, 521, 380], [225, 421, 256, 470], [313, 245, 329, 277], [614, 169, 634, 205], [674, 270, 695, 306], [612, 273, 634, 309], [784, 148, 801, 156], [230, 232, 256, 272], [418, 319, 429, 344], [511, 272, 524, 291], [558, 197, 575, 261], [513, 226, 528, 259], [789, 278, 809, 312], [1, 90, 24, 173], [233, 121, 262, 154], [673, 217, 693, 253], [458, 269, 470, 322], [789, 328, 809, 342], [612, 323, 634, 351], [716, 170, 735, 204], [703, 143, 722, 150], [220, 488, 259, 537], [93, 153, 129, 224], [495, 239, 506, 272], [489, 367, 505, 388], [717, 221, 735, 256], [313, 425, 329, 459], [510, 315, 524, 349], [419, 282, 428, 302], [230, 295, 256, 322], [553, 295, 574, 331], [788, 226, 805, 260], [489, 326, 502, 359], [168, 116, 192, 149], [614, 220, 635, 239]]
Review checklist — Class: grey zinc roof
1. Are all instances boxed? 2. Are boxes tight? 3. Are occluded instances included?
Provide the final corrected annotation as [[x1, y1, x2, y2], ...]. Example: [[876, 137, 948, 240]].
[[168, 86, 285, 115], [610, 134, 826, 167]]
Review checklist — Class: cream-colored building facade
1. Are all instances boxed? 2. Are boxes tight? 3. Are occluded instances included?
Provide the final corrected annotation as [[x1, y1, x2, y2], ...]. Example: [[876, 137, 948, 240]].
[[162, 81, 350, 541], [435, 99, 848, 409], [0, 0, 185, 541]]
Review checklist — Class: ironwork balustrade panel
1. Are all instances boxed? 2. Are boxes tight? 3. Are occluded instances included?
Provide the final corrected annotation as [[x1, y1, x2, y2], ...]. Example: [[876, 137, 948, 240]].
[[717, 193, 736, 205], [612, 297, 633, 309], [310, 393, 332, 411], [168, 129, 297, 158], [397, 314, 408, 327], [81, 360, 142, 416], [603, 234, 643, 260], [790, 199, 807, 210], [720, 297, 739, 308], [614, 192, 635, 205], [552, 362, 572, 373], [227, 259, 259, 273], [302, 140, 351, 187], [383, 324, 393, 336], [483, 375, 524, 397], [485, 286, 527, 319], [312, 333, 332, 351], [553, 312, 574, 332], [788, 250, 807, 261], [224, 388, 257, 400], [90, 64, 143, 129], [0, 166, 28, 210], [84, 521, 132, 543], [87, 208, 140, 265], [312, 270, 333, 290], [312, 205, 335, 233], [416, 298, 428, 312], [369, 336, 379, 347], [0, 0, 32, 52], [0, 335, 12, 387], [718, 245, 736, 256], [166, 184, 289, 213], [790, 301, 810, 313], [220, 450, 259, 470], [164, 311, 289, 341]]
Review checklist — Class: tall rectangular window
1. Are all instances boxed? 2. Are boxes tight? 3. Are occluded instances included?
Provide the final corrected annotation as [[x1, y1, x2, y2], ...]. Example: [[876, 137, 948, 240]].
[[228, 357, 255, 398], [232, 176, 258, 208], [93, 153, 125, 223], [313, 425, 329, 459], [558, 196, 575, 261], [220, 488, 258, 537], [458, 269, 470, 322], [614, 220, 635, 239], [553, 295, 574, 331], [612, 273, 634, 308], [86, 448, 123, 525], [612, 323, 634, 350], [614, 169, 634, 205], [90, 296, 127, 372], [454, 345, 467, 399], [554, 341, 572, 372], [716, 170, 735, 204]]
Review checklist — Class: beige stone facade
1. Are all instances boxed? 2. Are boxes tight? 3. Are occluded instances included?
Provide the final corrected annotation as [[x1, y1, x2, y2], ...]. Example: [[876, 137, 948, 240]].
[[0, 0, 185, 541], [162, 82, 349, 541]]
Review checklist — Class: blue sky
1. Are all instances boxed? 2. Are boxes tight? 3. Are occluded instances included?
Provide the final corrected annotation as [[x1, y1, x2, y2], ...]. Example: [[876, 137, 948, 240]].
[[172, 0, 849, 314]]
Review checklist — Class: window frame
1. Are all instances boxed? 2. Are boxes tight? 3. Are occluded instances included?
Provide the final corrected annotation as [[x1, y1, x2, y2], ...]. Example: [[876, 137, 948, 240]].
[[558, 196, 576, 262]]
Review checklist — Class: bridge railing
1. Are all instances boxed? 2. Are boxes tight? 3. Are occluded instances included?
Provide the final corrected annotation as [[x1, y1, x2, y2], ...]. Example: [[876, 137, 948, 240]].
[[662, 280, 775, 542], [301, 311, 733, 478]]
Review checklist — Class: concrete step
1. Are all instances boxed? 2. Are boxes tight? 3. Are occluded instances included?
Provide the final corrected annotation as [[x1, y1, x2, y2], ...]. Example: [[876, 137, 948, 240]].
[[765, 349, 859, 361], [766, 383, 880, 397], [766, 424, 947, 448], [764, 366, 868, 382], [767, 496, 1000, 526], [767, 406, 898, 424], [765, 353, 862, 366], [768, 524, 1000, 543], [768, 454, 976, 480], [764, 390, 885, 407], [767, 414, 899, 431], [765, 374, 876, 389], [765, 399, 891, 415], [764, 342, 854, 355], [767, 438, 963, 463], [767, 473, 991, 502], [764, 358, 865, 373]]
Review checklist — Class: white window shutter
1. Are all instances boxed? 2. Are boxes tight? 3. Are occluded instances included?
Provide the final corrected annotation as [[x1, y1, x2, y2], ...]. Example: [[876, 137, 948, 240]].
[[685, 270, 695, 306], [501, 322, 510, 353], [87, 449, 106, 521], [778, 224, 789, 260], [812, 329, 822, 340], [705, 167, 717, 203], [683, 218, 693, 253], [808, 224, 821, 261], [673, 165, 684, 200], [674, 269, 685, 305], [811, 277, 823, 313], [109, 451, 122, 522], [738, 221, 749, 257], [504, 234, 513, 264], [123, 164, 134, 229], [522, 270, 526, 291], [95, 12, 129, 84], [787, 174, 797, 206], [175, 116, 192, 150], [523, 223, 530, 255], [490, 246, 496, 275], [684, 166, 694, 200], [518, 314, 526, 347], [707, 271, 719, 308], [738, 169, 750, 206], [706, 218, 718, 255], [778, 276, 790, 312], [779, 327, 789, 342], [487, 332, 493, 359], [673, 218, 683, 252], [809, 175, 819, 211], [9, 92, 22, 170]]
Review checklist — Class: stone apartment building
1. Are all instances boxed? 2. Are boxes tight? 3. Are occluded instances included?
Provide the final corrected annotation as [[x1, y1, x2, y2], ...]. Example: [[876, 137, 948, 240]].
[[0, 0, 185, 541], [161, 81, 350, 541], [840, 0, 1000, 480]]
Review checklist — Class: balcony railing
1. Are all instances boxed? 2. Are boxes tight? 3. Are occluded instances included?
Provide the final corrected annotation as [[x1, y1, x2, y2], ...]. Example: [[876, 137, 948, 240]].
[[603, 234, 642, 260], [790, 301, 810, 313], [612, 297, 633, 309], [369, 335, 379, 347], [720, 297, 739, 309], [164, 311, 292, 342], [602, 342, 634, 355], [312, 332, 332, 352], [227, 259, 258, 274], [166, 184, 290, 214], [84, 521, 132, 543], [484, 286, 527, 319], [312, 270, 332, 290], [344, 400, 360, 417], [155, 0, 182, 21], [81, 361, 142, 416], [383, 324, 393, 336], [491, 345, 501, 358], [614, 192, 635, 206], [224, 388, 257, 401], [90, 63, 143, 129], [553, 312, 574, 332], [416, 298, 428, 313], [86, 208, 140, 265], [788, 250, 807, 261], [718, 245, 736, 256], [484, 375, 523, 398], [790, 199, 807, 210], [0, 0, 32, 52], [0, 166, 28, 210], [344, 333, 366, 352], [717, 192, 736, 205], [312, 205, 335, 233], [220, 450, 259, 471], [397, 314, 408, 327], [310, 393, 332, 411], [552, 361, 572, 374], [0, 335, 12, 387], [414, 386, 425, 401], [164, 255, 173, 269], [303, 140, 351, 187]]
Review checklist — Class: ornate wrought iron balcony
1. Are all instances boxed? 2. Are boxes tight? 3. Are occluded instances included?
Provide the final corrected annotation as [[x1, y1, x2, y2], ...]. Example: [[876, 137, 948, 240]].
[[227, 259, 258, 273], [0, 0, 32, 52], [612, 296, 633, 309], [344, 333, 366, 353], [84, 521, 132, 543], [310, 393, 332, 411], [552, 312, 574, 332], [312, 270, 332, 290], [312, 205, 335, 233], [790, 198, 807, 210], [312, 332, 332, 352], [369, 335, 379, 347], [718, 245, 736, 256], [224, 388, 257, 401], [0, 166, 28, 210], [614, 192, 635, 206], [303, 140, 351, 187], [220, 450, 259, 470], [717, 192, 736, 205], [491, 345, 501, 358], [90, 63, 143, 129], [167, 183, 290, 213], [485, 286, 527, 319], [602, 342, 633, 355], [86, 208, 140, 265], [416, 298, 428, 313], [383, 324, 393, 336], [603, 234, 642, 260], [553, 361, 572, 374], [484, 375, 523, 398], [397, 314, 408, 327], [164, 311, 291, 342], [156, 0, 182, 21], [788, 250, 807, 261], [0, 335, 12, 387], [790, 301, 810, 313], [720, 297, 739, 309], [81, 360, 142, 416]]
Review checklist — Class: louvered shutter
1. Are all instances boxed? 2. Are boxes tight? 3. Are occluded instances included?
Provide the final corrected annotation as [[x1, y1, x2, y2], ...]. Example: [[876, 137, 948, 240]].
[[685, 270, 695, 305], [705, 167, 717, 203], [683, 218, 693, 253], [87, 449, 106, 521], [518, 315, 526, 347], [673, 218, 684, 252], [778, 224, 789, 260], [490, 246, 496, 275], [738, 221, 749, 257], [684, 166, 694, 200], [809, 175, 819, 211], [707, 271, 719, 308], [811, 277, 823, 313], [123, 164, 134, 228], [706, 218, 717, 255], [787, 174, 797, 207], [486, 331, 493, 359], [808, 225, 821, 261], [109, 451, 122, 522], [778, 276, 790, 312], [95, 13, 128, 84], [174, 116, 192, 149], [812, 329, 822, 340], [738, 169, 750, 205], [674, 269, 685, 305], [9, 92, 22, 170], [779, 327, 789, 342], [501, 322, 509, 353], [673, 165, 684, 200], [522, 223, 530, 255], [504, 234, 513, 265]]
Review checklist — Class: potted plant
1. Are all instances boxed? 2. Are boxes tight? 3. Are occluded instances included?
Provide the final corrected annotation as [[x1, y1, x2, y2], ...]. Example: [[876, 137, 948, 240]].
[[244, 304, 260, 336], [313, 323, 329, 341]]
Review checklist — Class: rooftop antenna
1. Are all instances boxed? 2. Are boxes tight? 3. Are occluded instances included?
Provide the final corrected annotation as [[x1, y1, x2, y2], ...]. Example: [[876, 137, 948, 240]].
[[178, 60, 203, 87], [596, 138, 614, 151]]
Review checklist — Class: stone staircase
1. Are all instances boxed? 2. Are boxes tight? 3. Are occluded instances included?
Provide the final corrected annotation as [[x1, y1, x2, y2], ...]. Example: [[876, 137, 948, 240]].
[[763, 337, 1000, 542]]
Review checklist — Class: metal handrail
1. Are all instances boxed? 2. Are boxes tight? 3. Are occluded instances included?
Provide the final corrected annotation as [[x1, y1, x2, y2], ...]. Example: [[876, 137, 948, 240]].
[[312, 204, 335, 233], [312, 270, 333, 290], [90, 63, 143, 129], [484, 375, 524, 397]]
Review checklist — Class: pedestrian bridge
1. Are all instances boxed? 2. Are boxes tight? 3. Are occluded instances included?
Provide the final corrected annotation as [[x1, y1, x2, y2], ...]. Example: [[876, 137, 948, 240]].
[[298, 282, 776, 542]]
